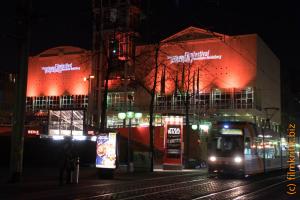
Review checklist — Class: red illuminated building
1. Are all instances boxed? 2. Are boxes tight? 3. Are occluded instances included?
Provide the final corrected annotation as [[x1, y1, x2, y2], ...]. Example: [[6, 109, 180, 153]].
[[24, 26, 281, 166]]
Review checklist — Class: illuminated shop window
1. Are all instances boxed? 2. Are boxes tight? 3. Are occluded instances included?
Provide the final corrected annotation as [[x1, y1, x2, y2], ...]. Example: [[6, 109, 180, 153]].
[[234, 88, 253, 109], [48, 110, 84, 136]]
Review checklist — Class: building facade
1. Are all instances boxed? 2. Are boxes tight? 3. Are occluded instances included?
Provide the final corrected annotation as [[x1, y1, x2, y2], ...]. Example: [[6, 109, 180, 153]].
[[24, 27, 281, 165], [107, 27, 281, 132]]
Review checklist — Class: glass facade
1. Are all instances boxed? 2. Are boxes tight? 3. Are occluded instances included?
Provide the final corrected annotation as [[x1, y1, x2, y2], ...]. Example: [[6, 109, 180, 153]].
[[26, 95, 88, 111], [107, 91, 134, 111], [155, 87, 256, 112], [48, 110, 84, 136]]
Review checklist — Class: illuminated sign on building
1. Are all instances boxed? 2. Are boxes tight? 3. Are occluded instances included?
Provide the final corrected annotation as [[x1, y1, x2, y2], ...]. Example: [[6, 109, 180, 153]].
[[41, 63, 80, 74], [167, 50, 222, 64], [166, 125, 181, 158], [27, 130, 40, 136]]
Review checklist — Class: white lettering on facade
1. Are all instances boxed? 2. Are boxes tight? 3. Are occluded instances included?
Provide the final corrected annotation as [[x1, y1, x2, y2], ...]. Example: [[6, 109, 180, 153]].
[[41, 63, 80, 74], [167, 50, 222, 64], [168, 128, 180, 135]]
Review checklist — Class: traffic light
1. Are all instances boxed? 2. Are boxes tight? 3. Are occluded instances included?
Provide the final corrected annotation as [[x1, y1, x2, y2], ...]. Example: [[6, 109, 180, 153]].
[[109, 39, 118, 58]]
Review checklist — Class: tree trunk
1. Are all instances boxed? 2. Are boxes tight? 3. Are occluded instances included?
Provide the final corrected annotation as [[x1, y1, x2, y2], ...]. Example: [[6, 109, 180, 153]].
[[149, 45, 159, 172]]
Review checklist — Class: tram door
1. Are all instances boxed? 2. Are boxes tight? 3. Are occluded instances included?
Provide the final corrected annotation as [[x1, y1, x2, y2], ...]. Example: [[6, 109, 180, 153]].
[[244, 126, 263, 174]]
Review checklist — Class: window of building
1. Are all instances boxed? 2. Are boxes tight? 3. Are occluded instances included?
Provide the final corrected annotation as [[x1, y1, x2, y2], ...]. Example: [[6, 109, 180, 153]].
[[234, 88, 253, 109], [48, 96, 59, 109], [173, 93, 185, 111], [212, 89, 232, 109], [60, 95, 73, 109], [155, 94, 172, 111], [74, 95, 88, 108], [34, 96, 48, 110], [26, 97, 34, 111], [107, 92, 134, 111], [48, 110, 84, 136], [195, 93, 210, 109]]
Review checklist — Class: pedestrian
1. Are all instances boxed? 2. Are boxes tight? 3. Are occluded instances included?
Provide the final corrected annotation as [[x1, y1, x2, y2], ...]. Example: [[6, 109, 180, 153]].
[[59, 139, 74, 185]]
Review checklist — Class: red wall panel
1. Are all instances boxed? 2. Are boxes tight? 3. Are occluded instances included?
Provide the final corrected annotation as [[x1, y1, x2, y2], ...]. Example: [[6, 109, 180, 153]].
[[27, 47, 92, 97]]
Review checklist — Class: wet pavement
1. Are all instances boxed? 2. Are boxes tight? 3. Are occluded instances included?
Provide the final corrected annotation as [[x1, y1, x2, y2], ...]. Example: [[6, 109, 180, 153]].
[[0, 167, 299, 200]]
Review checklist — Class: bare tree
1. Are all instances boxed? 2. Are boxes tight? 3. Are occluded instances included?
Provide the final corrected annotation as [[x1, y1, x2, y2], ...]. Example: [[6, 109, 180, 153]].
[[134, 42, 168, 172]]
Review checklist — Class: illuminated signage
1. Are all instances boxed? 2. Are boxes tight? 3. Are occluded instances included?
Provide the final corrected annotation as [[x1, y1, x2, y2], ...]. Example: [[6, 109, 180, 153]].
[[41, 63, 80, 74], [167, 50, 222, 64], [27, 130, 40, 136], [96, 133, 117, 169], [221, 129, 243, 135], [166, 125, 181, 158]]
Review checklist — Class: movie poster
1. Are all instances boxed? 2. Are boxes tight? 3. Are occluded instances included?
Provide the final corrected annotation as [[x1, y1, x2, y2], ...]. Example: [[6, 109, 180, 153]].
[[96, 133, 117, 169]]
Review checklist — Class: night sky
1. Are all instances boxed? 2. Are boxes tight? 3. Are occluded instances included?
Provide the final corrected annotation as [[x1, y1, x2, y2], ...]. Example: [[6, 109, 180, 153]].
[[1, 0, 299, 93]]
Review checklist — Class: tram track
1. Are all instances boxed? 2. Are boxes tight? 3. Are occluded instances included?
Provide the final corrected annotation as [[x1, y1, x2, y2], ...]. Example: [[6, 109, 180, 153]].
[[20, 172, 207, 200], [192, 174, 287, 200], [76, 176, 208, 200], [79, 174, 284, 200], [232, 177, 300, 200]]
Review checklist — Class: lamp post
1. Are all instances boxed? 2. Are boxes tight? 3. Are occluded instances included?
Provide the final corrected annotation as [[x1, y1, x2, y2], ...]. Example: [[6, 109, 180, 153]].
[[84, 75, 95, 125], [118, 111, 142, 172]]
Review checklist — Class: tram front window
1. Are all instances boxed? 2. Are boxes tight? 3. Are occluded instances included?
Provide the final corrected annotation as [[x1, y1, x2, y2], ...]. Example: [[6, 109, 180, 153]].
[[210, 134, 243, 157]]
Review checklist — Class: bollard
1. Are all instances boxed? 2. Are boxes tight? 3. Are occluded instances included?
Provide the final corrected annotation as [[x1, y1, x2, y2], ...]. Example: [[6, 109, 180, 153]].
[[75, 157, 80, 184]]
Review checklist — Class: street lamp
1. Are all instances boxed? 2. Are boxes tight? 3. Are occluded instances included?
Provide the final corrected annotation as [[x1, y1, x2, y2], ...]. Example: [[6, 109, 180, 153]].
[[118, 111, 142, 172], [191, 124, 198, 130], [84, 75, 95, 125]]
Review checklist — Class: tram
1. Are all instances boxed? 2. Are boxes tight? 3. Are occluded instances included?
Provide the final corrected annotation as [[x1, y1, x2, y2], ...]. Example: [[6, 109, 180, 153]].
[[207, 121, 299, 177]]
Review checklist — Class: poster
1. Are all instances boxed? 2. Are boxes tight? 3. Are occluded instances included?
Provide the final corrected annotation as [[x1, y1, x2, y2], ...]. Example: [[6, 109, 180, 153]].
[[96, 133, 117, 169]]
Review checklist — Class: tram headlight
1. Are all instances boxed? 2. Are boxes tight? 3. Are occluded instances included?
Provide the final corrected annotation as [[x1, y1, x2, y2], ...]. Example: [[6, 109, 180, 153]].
[[234, 156, 242, 163], [209, 156, 217, 162]]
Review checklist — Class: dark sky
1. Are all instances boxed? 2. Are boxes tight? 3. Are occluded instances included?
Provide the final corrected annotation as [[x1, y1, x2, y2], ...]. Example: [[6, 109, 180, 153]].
[[1, 0, 300, 91]]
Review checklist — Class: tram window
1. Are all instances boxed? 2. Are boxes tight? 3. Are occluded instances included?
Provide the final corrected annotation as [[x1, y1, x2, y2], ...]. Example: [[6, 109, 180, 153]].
[[244, 137, 251, 155], [215, 136, 243, 151], [245, 137, 250, 148]]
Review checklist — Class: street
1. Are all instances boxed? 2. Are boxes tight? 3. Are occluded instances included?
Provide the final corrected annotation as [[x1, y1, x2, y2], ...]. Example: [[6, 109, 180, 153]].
[[1, 168, 299, 200]]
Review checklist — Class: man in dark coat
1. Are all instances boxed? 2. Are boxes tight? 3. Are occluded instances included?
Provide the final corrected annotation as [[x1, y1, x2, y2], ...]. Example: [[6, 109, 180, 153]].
[[59, 139, 74, 185]]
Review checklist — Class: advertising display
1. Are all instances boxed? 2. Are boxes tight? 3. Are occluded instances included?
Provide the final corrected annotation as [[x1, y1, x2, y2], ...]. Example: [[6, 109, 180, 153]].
[[166, 125, 181, 158], [163, 116, 183, 169], [96, 133, 117, 169]]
